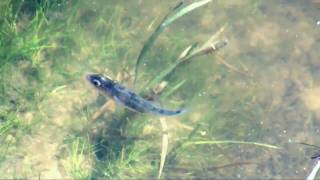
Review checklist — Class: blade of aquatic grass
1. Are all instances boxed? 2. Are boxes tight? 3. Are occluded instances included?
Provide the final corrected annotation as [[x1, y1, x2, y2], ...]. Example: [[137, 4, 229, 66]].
[[0, 121, 15, 137], [308, 160, 320, 180], [158, 118, 168, 179], [299, 142, 320, 149], [162, 0, 212, 27], [181, 140, 281, 149], [178, 43, 198, 60], [134, 0, 213, 85], [143, 27, 227, 91], [144, 60, 180, 91], [162, 79, 186, 98], [179, 24, 228, 60], [0, 114, 20, 137], [133, 3, 182, 85], [66, 0, 81, 26]]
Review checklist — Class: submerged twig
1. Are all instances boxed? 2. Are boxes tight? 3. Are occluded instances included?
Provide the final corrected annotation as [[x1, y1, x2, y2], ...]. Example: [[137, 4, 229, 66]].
[[215, 55, 250, 76], [179, 25, 228, 61], [91, 99, 115, 122]]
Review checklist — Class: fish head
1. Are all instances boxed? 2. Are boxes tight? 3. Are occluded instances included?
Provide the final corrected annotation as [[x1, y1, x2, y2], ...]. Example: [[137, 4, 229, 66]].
[[86, 73, 115, 93]]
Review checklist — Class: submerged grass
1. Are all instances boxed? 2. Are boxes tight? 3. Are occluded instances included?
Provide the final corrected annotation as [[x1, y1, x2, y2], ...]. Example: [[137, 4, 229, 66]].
[[181, 140, 280, 149], [0, 0, 281, 178], [133, 0, 212, 84], [0, 1, 58, 67], [63, 137, 93, 179]]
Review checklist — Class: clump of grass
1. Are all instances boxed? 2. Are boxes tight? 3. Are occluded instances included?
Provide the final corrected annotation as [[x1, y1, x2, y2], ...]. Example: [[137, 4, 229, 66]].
[[0, 0, 72, 176], [63, 137, 93, 179], [95, 143, 152, 179], [0, 1, 52, 67]]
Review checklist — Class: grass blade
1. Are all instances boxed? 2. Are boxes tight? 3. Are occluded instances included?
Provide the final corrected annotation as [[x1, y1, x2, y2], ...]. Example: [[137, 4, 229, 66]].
[[308, 161, 320, 180], [158, 118, 169, 179], [162, 0, 212, 27], [142, 26, 227, 91], [299, 142, 320, 149], [143, 61, 181, 91], [178, 43, 198, 60], [134, 0, 212, 85], [162, 79, 186, 98], [182, 140, 281, 149]]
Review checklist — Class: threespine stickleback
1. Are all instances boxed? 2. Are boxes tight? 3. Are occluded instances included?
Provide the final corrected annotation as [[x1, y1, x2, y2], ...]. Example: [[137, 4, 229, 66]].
[[86, 73, 185, 116]]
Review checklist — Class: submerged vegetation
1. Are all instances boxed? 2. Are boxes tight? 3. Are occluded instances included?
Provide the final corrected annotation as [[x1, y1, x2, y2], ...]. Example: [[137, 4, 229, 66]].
[[0, 0, 319, 179], [0, 0, 280, 178]]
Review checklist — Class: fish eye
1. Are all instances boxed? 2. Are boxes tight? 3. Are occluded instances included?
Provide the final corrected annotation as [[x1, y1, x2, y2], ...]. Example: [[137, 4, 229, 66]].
[[92, 79, 101, 87]]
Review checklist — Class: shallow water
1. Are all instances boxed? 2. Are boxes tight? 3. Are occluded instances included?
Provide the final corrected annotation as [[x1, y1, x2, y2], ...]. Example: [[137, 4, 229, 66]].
[[0, 0, 320, 178]]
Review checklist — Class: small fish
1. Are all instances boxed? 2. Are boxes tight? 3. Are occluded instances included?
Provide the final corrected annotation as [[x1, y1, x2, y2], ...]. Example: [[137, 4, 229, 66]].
[[86, 74, 185, 116]]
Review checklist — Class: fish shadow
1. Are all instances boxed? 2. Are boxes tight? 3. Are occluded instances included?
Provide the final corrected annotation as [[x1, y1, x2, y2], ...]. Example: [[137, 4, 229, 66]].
[[91, 110, 137, 161]]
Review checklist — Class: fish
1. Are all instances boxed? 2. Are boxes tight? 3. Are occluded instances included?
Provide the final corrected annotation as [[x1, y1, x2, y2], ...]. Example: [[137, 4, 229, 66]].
[[86, 73, 185, 116]]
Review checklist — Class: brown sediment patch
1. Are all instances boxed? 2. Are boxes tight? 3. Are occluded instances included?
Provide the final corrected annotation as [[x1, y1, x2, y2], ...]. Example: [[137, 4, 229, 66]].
[[20, 126, 68, 179], [301, 87, 320, 111], [249, 22, 280, 48]]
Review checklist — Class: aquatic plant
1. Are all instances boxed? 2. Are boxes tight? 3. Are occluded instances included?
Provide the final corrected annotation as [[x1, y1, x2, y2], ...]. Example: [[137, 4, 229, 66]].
[[0, 0, 284, 178]]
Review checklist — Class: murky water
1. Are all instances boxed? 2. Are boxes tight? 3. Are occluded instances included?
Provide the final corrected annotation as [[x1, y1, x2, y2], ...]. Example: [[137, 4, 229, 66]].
[[0, 0, 320, 178]]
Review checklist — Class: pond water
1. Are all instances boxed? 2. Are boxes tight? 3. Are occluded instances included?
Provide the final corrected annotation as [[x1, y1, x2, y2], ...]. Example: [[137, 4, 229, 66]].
[[0, 0, 319, 178]]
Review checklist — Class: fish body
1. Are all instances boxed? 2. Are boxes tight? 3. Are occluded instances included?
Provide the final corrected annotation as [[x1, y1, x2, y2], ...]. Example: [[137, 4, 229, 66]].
[[86, 74, 185, 116]]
